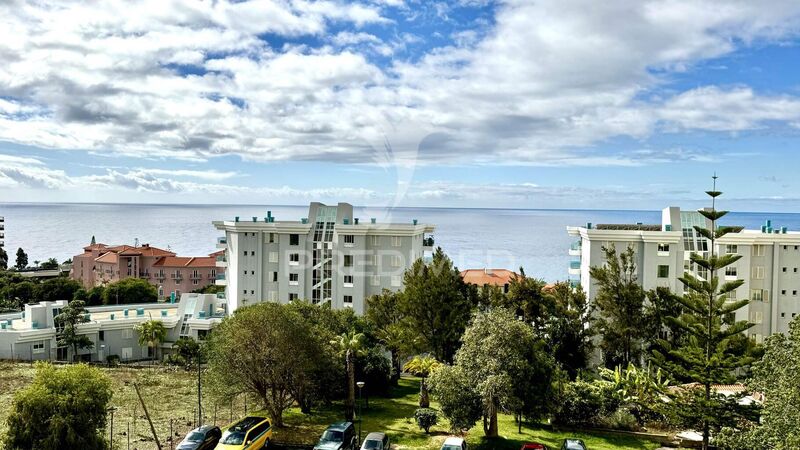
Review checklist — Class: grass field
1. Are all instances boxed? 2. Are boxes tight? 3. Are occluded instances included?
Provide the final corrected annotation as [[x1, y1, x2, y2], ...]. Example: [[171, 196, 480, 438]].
[[0, 363, 663, 450]]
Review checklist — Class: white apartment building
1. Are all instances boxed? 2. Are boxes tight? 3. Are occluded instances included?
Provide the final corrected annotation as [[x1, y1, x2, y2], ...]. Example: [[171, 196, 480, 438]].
[[568, 207, 800, 343], [0, 293, 225, 362], [213, 202, 435, 314]]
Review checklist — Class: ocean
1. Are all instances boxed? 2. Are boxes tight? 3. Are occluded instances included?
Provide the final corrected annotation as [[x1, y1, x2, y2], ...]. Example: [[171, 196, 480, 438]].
[[2, 203, 800, 282]]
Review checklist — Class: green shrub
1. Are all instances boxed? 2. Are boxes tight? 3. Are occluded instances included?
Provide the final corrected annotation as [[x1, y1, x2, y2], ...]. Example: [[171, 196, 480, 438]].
[[552, 380, 605, 426], [597, 407, 640, 431], [414, 408, 438, 433]]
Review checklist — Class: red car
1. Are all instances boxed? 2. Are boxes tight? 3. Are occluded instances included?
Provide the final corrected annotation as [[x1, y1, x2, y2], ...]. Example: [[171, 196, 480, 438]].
[[521, 444, 549, 450]]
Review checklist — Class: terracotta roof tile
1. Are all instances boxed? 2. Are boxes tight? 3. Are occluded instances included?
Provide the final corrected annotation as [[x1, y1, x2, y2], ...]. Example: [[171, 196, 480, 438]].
[[95, 252, 118, 264], [460, 269, 518, 287], [152, 256, 216, 268]]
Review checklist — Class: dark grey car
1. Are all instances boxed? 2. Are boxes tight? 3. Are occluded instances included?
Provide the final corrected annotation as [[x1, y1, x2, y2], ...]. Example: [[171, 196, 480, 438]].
[[176, 425, 222, 450]]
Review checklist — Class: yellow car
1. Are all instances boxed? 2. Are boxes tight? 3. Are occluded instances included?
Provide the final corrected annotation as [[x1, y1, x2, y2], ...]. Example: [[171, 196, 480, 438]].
[[216, 416, 272, 450]]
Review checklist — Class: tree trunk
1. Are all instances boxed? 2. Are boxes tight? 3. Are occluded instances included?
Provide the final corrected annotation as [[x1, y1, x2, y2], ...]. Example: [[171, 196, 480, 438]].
[[485, 399, 499, 437], [345, 350, 355, 422], [419, 377, 430, 408], [390, 349, 400, 385]]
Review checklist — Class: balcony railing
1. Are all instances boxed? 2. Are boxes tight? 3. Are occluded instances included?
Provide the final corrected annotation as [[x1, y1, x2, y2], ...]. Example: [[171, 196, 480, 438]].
[[569, 261, 581, 270], [570, 241, 581, 251], [217, 237, 227, 245], [138, 272, 150, 278], [216, 255, 226, 262], [208, 273, 218, 279], [190, 274, 202, 280], [216, 273, 226, 281]]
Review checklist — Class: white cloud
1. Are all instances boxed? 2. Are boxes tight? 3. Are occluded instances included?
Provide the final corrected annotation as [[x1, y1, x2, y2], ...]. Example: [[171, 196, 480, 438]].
[[0, 0, 800, 170]]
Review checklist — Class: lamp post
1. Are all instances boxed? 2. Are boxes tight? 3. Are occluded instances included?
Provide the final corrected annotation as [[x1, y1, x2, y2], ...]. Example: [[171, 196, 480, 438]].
[[356, 381, 365, 447], [107, 406, 118, 450]]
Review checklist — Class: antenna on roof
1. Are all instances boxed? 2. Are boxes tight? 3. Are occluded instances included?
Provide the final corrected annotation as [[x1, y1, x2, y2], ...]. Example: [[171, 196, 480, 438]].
[[134, 238, 139, 248]]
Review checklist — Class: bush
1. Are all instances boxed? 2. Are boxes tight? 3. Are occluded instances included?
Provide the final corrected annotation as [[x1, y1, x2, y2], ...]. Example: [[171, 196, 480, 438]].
[[596, 407, 640, 431], [552, 380, 605, 427], [106, 354, 120, 367], [414, 408, 438, 433], [428, 364, 482, 433]]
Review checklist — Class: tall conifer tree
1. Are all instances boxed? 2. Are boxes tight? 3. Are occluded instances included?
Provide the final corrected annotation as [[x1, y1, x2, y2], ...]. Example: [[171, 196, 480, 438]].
[[653, 176, 755, 450]]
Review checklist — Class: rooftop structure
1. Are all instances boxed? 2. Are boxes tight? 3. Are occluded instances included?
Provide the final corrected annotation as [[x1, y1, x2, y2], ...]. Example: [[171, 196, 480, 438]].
[[213, 202, 435, 314], [460, 268, 518, 293]]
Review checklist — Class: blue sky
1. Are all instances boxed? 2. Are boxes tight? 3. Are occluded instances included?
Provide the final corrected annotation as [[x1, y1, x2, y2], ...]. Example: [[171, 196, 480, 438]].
[[2, 0, 800, 211]]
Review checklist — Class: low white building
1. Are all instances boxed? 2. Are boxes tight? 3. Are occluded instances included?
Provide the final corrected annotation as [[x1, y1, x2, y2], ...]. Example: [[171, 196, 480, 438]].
[[0, 293, 225, 362], [568, 206, 800, 342]]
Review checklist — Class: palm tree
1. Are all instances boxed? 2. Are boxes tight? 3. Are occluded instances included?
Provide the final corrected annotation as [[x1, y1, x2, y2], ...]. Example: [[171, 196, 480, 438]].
[[135, 319, 168, 364], [332, 331, 366, 422], [375, 324, 407, 385], [403, 355, 440, 408]]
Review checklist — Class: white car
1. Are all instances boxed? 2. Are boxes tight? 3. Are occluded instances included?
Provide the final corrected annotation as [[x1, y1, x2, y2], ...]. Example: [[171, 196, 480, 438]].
[[441, 437, 467, 450]]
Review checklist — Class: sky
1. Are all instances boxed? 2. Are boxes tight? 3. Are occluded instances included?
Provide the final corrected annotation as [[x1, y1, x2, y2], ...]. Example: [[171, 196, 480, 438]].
[[2, 0, 800, 210]]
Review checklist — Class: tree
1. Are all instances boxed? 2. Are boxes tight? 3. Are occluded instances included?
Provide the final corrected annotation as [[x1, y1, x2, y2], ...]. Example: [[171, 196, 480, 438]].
[[15, 248, 28, 270], [171, 336, 202, 370], [413, 408, 438, 433], [206, 302, 324, 426], [1, 281, 36, 309], [397, 248, 477, 362], [590, 244, 649, 368], [452, 308, 555, 437], [428, 364, 483, 432], [135, 320, 167, 363], [103, 278, 157, 304], [404, 355, 440, 408], [34, 277, 82, 303], [85, 286, 105, 306], [3, 363, 112, 450], [54, 299, 93, 361], [333, 330, 366, 422], [715, 316, 800, 449], [0, 246, 7, 270], [504, 269, 554, 333], [652, 180, 755, 450], [545, 282, 594, 379], [366, 290, 407, 384], [40, 258, 59, 270]]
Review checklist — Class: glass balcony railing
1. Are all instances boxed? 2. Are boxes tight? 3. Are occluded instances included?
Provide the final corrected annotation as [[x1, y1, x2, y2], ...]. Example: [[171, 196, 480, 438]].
[[216, 255, 227, 262], [569, 261, 581, 270], [570, 241, 581, 251], [216, 273, 226, 280]]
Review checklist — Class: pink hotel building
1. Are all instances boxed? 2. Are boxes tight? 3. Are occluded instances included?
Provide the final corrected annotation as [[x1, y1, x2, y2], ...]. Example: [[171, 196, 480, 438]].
[[71, 242, 224, 299]]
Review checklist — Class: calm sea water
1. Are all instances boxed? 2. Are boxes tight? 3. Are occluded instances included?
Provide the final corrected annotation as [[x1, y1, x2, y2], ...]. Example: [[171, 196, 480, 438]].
[[2, 203, 800, 282]]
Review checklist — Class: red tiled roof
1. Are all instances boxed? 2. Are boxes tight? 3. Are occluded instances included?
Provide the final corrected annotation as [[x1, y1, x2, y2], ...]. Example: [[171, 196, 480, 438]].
[[152, 256, 216, 268], [95, 252, 118, 264], [108, 244, 175, 257], [82, 243, 108, 251], [460, 269, 518, 287], [209, 249, 225, 257]]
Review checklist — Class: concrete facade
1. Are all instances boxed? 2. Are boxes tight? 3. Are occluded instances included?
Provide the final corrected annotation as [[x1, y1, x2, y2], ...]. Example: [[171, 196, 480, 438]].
[[0, 293, 224, 362], [213, 202, 435, 314], [568, 207, 800, 343]]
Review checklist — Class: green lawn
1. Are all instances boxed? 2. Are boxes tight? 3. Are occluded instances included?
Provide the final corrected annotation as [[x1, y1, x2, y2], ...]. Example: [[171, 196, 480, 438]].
[[0, 363, 662, 450], [274, 377, 663, 450]]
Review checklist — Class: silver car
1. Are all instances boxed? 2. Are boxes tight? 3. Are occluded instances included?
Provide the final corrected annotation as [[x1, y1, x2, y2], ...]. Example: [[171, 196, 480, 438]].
[[360, 432, 390, 450]]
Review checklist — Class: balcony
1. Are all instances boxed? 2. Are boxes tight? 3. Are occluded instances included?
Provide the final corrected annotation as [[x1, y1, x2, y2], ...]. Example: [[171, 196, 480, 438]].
[[216, 254, 227, 268], [568, 279, 581, 288], [172, 273, 183, 281], [155, 273, 166, 281], [216, 237, 227, 249], [138, 272, 150, 279], [568, 241, 581, 256], [215, 273, 227, 286], [423, 236, 434, 248], [190, 273, 202, 280], [568, 260, 581, 275]]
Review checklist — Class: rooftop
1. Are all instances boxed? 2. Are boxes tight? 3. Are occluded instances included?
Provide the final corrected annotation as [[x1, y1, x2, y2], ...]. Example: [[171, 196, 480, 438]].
[[153, 256, 216, 268], [460, 269, 517, 287]]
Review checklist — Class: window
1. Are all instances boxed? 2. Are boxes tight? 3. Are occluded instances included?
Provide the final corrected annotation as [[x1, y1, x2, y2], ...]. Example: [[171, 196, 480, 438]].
[[268, 233, 274, 243], [391, 275, 402, 287], [251, 251, 255, 256], [123, 329, 133, 339], [751, 289, 769, 302], [343, 275, 353, 287], [272, 271, 278, 282], [726, 289, 737, 301], [794, 290, 798, 296], [243, 289, 247, 294], [750, 311, 763, 324], [344, 255, 353, 267], [250, 290, 254, 295], [657, 265, 669, 278], [371, 275, 380, 286], [32, 341, 45, 354], [371, 235, 380, 246], [269, 252, 278, 263], [289, 253, 300, 265], [784, 245, 788, 250], [725, 244, 738, 254], [657, 243, 670, 255], [391, 255, 402, 267], [753, 245, 766, 256], [752, 266, 765, 279], [783, 267, 788, 273], [795, 268, 798, 273], [289, 293, 298, 301], [725, 266, 737, 277], [781, 312, 785, 318], [365, 254, 375, 266], [343, 295, 353, 305], [343, 235, 355, 247], [289, 273, 299, 285], [290, 234, 299, 246], [782, 289, 787, 295], [392, 236, 402, 247], [99, 331, 105, 341]]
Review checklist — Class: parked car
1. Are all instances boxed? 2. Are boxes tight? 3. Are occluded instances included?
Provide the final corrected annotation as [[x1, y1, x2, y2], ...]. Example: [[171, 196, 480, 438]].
[[216, 416, 272, 450], [176, 425, 221, 450], [314, 422, 357, 450], [560, 439, 587, 450], [360, 432, 390, 450], [440, 437, 467, 450], [520, 443, 549, 450]]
